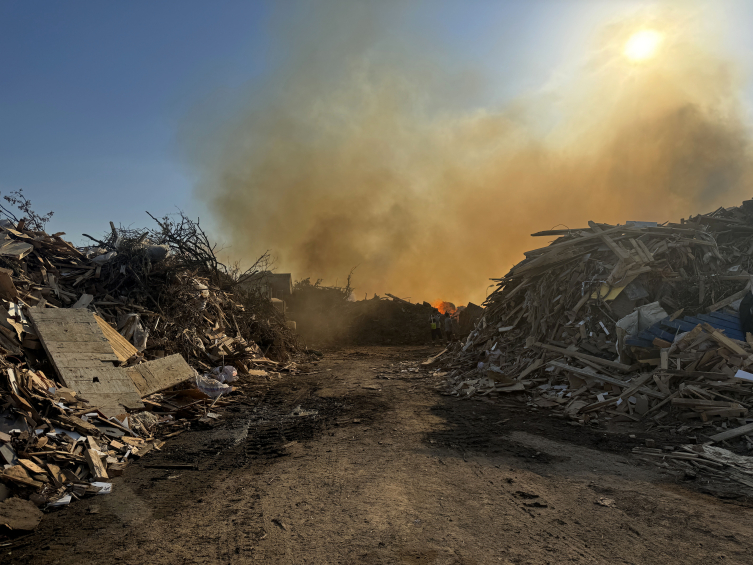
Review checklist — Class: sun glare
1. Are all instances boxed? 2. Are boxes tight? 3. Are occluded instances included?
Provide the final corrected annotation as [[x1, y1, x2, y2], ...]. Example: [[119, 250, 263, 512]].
[[623, 29, 662, 62]]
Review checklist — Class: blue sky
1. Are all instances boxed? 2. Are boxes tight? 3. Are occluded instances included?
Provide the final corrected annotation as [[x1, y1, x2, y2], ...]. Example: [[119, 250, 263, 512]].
[[2, 0, 753, 245]]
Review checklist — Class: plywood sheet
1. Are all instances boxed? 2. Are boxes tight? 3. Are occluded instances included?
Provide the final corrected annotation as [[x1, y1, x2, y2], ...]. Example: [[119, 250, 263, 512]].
[[126, 354, 194, 397], [28, 307, 144, 416]]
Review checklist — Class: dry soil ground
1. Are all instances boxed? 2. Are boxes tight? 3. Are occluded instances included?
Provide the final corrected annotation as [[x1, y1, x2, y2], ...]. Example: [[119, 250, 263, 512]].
[[4, 346, 753, 564]]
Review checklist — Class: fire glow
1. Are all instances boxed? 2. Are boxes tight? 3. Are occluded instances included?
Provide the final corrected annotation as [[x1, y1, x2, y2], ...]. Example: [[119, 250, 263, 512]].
[[432, 300, 457, 315]]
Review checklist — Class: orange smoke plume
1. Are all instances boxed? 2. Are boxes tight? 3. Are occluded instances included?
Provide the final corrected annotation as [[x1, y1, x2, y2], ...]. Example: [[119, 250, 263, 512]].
[[190, 4, 751, 305]]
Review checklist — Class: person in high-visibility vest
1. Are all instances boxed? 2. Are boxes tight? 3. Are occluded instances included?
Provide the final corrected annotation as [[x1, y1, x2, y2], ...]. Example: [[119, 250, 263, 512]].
[[444, 312, 455, 344], [430, 312, 442, 345]]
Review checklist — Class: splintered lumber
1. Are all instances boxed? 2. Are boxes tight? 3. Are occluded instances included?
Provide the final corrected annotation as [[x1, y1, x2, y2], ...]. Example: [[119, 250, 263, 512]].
[[84, 448, 108, 481], [644, 390, 680, 417], [707, 284, 751, 313], [709, 422, 753, 443], [547, 361, 664, 399], [582, 372, 654, 415], [670, 398, 743, 410], [46, 463, 66, 487], [28, 307, 144, 416], [617, 372, 655, 401], [421, 348, 449, 367], [517, 358, 543, 380], [94, 314, 138, 362], [702, 324, 749, 356], [18, 459, 47, 476], [125, 354, 195, 397], [535, 342, 633, 373], [588, 221, 632, 260]]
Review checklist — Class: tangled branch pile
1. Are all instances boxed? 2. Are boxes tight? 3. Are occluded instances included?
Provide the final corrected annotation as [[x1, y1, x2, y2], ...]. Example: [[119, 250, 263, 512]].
[[80, 212, 299, 368]]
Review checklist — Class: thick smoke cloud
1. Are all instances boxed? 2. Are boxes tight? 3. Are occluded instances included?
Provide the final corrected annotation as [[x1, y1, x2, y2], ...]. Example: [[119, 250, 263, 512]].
[[191, 3, 751, 305]]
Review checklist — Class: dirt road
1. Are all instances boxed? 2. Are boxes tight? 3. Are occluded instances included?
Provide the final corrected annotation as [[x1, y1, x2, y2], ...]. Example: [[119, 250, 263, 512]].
[[5, 346, 753, 564]]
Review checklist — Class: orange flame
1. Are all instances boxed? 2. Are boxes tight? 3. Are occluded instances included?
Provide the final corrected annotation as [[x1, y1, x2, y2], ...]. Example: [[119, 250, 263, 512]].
[[431, 300, 456, 315]]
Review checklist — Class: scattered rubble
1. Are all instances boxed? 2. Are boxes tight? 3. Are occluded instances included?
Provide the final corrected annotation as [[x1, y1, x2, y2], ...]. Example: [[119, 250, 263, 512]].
[[0, 211, 302, 530], [434, 200, 753, 485]]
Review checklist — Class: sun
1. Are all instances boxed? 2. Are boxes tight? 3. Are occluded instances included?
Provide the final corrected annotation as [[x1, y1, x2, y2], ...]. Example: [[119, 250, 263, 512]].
[[623, 29, 663, 62]]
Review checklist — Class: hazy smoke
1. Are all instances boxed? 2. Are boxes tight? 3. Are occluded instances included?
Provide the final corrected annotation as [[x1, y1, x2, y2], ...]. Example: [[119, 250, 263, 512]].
[[191, 3, 752, 305]]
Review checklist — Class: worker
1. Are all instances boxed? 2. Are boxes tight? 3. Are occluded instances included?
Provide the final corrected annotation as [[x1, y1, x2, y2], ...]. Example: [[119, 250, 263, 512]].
[[444, 312, 455, 344], [430, 311, 442, 345]]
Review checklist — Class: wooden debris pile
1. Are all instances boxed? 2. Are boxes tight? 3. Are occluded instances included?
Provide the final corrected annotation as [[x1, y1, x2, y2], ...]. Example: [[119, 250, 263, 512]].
[[80, 212, 299, 369], [632, 443, 753, 491], [287, 278, 439, 346], [0, 210, 301, 525], [0, 364, 192, 511], [0, 212, 297, 367], [437, 200, 753, 449]]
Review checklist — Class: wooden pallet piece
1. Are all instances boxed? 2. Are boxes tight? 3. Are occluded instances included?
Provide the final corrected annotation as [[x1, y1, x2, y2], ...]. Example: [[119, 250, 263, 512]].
[[28, 307, 144, 417], [126, 354, 195, 397]]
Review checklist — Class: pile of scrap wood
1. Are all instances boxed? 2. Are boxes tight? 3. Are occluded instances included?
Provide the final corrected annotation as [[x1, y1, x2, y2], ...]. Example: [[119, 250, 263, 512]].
[[436, 199, 753, 451], [289, 290, 440, 346], [0, 211, 298, 522], [0, 212, 296, 371], [288, 277, 473, 346], [0, 359, 203, 515]]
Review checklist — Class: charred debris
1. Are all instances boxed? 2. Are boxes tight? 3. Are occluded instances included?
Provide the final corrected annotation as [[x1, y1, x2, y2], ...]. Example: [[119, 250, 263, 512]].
[[429, 199, 753, 489], [0, 200, 307, 527]]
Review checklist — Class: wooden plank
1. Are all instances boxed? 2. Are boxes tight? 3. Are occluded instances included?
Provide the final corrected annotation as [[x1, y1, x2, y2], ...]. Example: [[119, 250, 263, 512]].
[[523, 224, 630, 257], [84, 448, 108, 481], [636, 239, 655, 262], [702, 323, 749, 356], [547, 361, 665, 399], [707, 284, 751, 313], [709, 422, 753, 443], [671, 398, 741, 409], [517, 358, 543, 381], [644, 390, 680, 417], [696, 314, 741, 332], [530, 228, 589, 236], [95, 314, 138, 362], [581, 396, 619, 413], [18, 458, 47, 476], [629, 238, 650, 263], [588, 221, 632, 260], [126, 354, 195, 397], [535, 342, 634, 372]]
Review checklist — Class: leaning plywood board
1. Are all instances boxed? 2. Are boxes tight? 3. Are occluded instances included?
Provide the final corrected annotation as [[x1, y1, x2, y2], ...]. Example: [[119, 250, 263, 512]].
[[28, 307, 144, 416], [94, 314, 138, 362], [126, 354, 194, 397]]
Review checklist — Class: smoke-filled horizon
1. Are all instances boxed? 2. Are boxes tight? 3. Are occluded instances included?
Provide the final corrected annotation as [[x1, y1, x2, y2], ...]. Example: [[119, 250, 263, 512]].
[[190, 3, 753, 306]]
